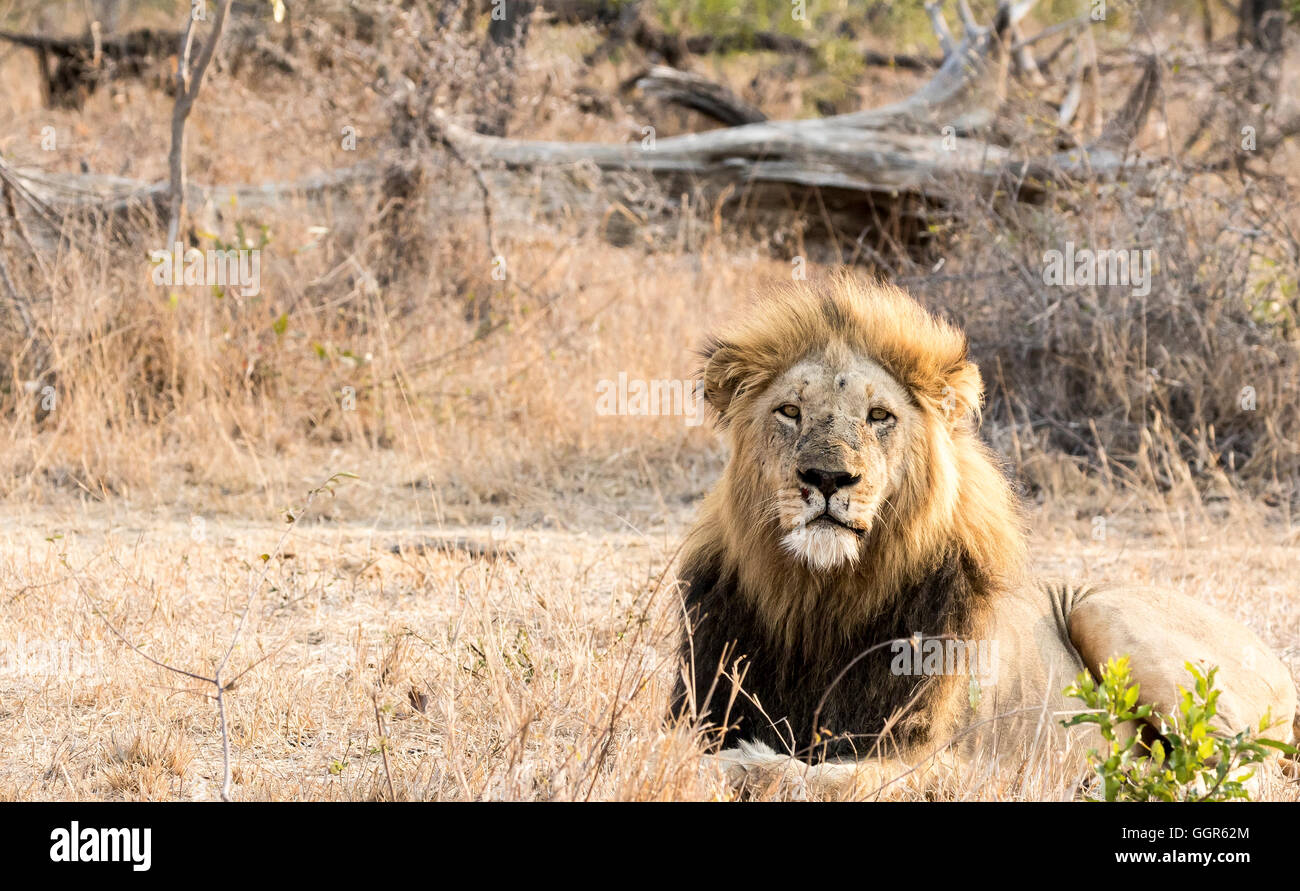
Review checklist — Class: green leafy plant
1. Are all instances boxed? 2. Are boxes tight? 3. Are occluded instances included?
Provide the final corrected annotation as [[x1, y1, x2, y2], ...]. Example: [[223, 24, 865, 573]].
[[1062, 656, 1296, 801]]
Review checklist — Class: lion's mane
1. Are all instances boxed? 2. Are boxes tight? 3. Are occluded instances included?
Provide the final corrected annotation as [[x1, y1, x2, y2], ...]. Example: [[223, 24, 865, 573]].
[[672, 274, 1027, 758]]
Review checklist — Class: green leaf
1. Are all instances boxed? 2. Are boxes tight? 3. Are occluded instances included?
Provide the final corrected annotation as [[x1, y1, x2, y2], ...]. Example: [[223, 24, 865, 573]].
[[1061, 657, 1274, 802], [1149, 739, 1165, 765]]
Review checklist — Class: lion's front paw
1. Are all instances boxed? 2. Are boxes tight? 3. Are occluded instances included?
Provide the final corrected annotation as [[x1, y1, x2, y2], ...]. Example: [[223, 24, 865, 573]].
[[703, 742, 812, 800]]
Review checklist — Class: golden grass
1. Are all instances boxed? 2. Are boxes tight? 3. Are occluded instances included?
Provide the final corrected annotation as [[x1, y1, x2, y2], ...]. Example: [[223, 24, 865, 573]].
[[0, 496, 1295, 801], [0, 2, 1297, 801]]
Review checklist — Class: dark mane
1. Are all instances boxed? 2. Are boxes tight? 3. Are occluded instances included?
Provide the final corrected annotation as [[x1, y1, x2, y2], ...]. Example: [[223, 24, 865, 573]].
[[669, 547, 996, 760]]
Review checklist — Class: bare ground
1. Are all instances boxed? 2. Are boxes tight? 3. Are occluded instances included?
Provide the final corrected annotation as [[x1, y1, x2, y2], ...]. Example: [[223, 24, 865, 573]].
[[3, 494, 1297, 801]]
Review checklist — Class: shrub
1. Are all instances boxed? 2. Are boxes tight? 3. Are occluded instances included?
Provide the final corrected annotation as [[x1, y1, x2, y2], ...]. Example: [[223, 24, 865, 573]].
[[1062, 656, 1296, 801]]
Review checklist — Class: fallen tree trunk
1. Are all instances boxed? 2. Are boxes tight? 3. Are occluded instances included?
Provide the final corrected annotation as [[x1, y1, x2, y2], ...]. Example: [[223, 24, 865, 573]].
[[0, 27, 180, 108], [412, 1, 1158, 247], [0, 155, 394, 252], [430, 111, 1149, 200], [0, 17, 298, 109], [432, 113, 1018, 200], [623, 66, 767, 126], [0, 1, 1164, 261], [427, 0, 1109, 201]]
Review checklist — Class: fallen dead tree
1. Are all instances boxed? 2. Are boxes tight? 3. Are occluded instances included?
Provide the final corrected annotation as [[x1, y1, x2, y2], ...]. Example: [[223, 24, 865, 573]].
[[0, 1, 1224, 260], [0, 27, 181, 108], [423, 2, 1158, 241], [0, 154, 397, 254], [0, 15, 297, 109]]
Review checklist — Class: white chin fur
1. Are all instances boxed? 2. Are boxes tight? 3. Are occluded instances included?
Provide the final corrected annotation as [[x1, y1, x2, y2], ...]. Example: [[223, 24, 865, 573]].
[[780, 523, 861, 571]]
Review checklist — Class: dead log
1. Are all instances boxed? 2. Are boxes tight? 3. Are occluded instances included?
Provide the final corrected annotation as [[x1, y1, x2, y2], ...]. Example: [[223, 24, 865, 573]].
[[431, 112, 1019, 201], [0, 27, 180, 108], [623, 66, 766, 126], [0, 19, 298, 109], [0, 154, 394, 253], [412, 0, 1161, 243], [430, 111, 1146, 201], [0, 1, 1165, 263]]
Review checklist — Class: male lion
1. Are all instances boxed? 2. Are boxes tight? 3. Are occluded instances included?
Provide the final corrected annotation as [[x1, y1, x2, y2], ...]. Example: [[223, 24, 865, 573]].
[[670, 274, 1296, 798]]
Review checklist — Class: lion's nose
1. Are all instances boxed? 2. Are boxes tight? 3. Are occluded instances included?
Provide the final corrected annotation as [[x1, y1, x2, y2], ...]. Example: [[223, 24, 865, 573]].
[[798, 467, 861, 499]]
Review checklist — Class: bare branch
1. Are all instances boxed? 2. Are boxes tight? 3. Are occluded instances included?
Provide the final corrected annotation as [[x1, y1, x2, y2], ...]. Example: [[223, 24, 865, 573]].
[[1010, 23, 1047, 86], [624, 66, 767, 127], [165, 0, 233, 246], [925, 1, 957, 57]]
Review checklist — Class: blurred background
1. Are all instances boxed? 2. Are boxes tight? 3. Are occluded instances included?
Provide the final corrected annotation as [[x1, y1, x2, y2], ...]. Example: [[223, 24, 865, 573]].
[[0, 0, 1295, 529]]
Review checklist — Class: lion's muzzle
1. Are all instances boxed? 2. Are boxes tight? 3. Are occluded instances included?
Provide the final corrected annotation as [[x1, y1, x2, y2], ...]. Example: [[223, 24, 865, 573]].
[[782, 462, 873, 571], [797, 466, 862, 499]]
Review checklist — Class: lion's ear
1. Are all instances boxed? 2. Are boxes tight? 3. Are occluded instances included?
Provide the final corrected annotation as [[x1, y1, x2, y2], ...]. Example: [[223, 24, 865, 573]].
[[939, 359, 984, 424], [700, 337, 748, 423]]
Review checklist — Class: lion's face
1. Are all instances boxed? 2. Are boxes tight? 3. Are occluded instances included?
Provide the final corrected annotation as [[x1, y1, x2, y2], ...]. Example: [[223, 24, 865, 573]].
[[747, 349, 922, 572], [697, 278, 1019, 623]]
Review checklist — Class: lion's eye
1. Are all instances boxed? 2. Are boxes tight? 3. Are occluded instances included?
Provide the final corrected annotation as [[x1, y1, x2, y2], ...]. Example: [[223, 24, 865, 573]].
[[868, 407, 894, 422], [777, 404, 800, 420]]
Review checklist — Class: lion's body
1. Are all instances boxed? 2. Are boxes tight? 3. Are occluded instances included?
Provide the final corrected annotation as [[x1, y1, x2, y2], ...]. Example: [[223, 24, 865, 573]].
[[672, 274, 1296, 797]]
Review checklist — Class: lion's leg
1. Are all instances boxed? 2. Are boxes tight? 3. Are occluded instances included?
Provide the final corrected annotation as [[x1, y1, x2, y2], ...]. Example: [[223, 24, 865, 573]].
[[1067, 585, 1297, 743], [706, 741, 962, 800]]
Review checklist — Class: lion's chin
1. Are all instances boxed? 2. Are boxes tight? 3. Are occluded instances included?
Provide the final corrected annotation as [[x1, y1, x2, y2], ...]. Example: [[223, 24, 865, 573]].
[[780, 522, 862, 572]]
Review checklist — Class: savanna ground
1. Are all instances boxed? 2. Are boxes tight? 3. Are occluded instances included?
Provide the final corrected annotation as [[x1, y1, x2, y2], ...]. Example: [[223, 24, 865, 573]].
[[1, 0, 1299, 800]]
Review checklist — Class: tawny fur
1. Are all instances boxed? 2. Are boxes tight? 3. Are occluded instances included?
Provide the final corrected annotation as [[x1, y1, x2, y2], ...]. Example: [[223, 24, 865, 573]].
[[673, 272, 1298, 798], [690, 273, 1026, 652]]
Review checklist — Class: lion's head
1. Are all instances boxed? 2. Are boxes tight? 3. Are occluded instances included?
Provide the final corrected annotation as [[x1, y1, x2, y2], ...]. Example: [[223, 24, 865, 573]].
[[690, 274, 1025, 645]]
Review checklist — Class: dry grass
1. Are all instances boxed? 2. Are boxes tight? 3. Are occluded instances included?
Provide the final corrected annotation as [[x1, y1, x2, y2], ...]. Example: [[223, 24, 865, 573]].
[[1, 499, 1296, 801], [0, 2, 1298, 800]]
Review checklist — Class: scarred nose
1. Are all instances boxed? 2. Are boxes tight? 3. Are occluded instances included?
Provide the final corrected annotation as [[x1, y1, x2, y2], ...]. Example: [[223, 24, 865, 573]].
[[797, 467, 861, 500]]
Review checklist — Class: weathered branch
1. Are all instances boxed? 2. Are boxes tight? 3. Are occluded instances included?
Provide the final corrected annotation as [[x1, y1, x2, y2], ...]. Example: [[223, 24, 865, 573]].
[[1009, 23, 1046, 86], [430, 110, 1146, 201], [1098, 54, 1161, 149], [827, 0, 1032, 133], [957, 0, 982, 37], [925, 1, 958, 57], [0, 154, 393, 253], [166, 1, 234, 245], [624, 66, 767, 126]]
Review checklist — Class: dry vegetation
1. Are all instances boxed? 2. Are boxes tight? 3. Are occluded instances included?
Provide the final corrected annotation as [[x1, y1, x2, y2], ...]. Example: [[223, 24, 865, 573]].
[[0, 0, 1298, 800]]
